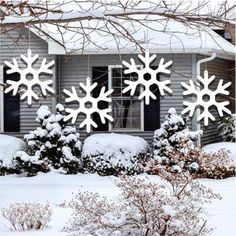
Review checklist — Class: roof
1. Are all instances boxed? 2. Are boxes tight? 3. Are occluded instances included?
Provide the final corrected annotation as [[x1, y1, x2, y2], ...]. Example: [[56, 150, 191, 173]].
[[1, 2, 235, 59], [36, 18, 236, 60]]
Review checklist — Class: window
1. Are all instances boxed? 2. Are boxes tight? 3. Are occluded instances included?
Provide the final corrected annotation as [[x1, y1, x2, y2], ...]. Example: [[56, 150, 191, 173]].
[[109, 66, 144, 131], [92, 65, 160, 132], [3, 67, 20, 132]]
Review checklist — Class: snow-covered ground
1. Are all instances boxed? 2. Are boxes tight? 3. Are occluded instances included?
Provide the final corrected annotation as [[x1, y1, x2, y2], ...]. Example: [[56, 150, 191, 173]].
[[0, 172, 235, 236], [0, 141, 235, 235]]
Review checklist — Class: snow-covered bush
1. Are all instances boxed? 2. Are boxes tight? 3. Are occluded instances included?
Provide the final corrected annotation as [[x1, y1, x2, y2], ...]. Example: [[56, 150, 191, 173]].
[[82, 133, 149, 176], [64, 171, 220, 236], [151, 108, 202, 173], [146, 146, 235, 179], [13, 104, 82, 176], [218, 114, 236, 142], [1, 203, 52, 231], [0, 135, 25, 175], [197, 149, 235, 179]]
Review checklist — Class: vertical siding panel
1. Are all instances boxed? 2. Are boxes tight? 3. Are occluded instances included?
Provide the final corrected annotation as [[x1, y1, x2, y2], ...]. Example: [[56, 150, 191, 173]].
[[197, 57, 233, 146]]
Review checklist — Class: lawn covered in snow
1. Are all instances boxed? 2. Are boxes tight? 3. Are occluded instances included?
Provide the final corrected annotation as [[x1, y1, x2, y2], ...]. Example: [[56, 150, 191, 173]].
[[0, 173, 235, 236], [0, 140, 235, 235]]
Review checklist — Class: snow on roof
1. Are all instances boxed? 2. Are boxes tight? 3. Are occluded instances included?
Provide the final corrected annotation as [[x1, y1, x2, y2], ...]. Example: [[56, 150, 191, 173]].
[[33, 17, 235, 59], [1, 1, 235, 59]]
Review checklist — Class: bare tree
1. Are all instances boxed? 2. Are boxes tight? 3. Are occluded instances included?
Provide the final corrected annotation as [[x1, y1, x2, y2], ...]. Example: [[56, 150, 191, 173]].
[[0, 0, 235, 100], [0, 0, 235, 52]]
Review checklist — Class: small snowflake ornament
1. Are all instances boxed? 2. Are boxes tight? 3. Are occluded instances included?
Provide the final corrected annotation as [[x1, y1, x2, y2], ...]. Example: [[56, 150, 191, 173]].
[[4, 49, 55, 105], [122, 49, 172, 105], [181, 70, 231, 126], [63, 77, 113, 133]]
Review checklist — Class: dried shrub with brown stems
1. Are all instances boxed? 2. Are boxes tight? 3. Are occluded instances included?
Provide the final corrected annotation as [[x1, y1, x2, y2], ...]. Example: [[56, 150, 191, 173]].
[[145, 138, 235, 179], [1, 203, 52, 231], [64, 171, 220, 236], [197, 149, 235, 179]]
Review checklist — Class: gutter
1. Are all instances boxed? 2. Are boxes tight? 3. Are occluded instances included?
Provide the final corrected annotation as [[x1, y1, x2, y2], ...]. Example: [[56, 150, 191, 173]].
[[196, 52, 216, 146]]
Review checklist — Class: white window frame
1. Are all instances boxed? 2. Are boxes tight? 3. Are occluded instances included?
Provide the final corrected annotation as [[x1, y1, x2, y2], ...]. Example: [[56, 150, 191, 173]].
[[0, 65, 4, 132], [108, 65, 144, 132]]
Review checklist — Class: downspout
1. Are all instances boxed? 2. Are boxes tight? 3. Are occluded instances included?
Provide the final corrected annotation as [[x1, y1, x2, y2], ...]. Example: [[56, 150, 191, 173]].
[[196, 52, 216, 146]]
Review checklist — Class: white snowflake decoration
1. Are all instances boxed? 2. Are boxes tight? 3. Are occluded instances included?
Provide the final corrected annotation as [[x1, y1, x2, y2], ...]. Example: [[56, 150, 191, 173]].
[[181, 70, 231, 126], [63, 77, 113, 133], [122, 49, 172, 105], [4, 49, 55, 105]]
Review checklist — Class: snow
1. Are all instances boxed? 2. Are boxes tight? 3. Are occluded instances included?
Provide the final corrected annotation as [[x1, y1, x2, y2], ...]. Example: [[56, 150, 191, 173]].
[[1, 1, 235, 57], [203, 142, 236, 161], [0, 173, 235, 236], [44, 17, 236, 57], [14, 151, 40, 164], [36, 105, 51, 121], [62, 147, 77, 162], [0, 135, 25, 168], [82, 133, 149, 159], [0, 136, 235, 235]]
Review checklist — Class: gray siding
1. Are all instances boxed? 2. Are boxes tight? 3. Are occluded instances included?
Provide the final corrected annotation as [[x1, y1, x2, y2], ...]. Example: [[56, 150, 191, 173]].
[[198, 58, 233, 146], [58, 54, 193, 144], [0, 28, 55, 136], [0, 27, 233, 146]]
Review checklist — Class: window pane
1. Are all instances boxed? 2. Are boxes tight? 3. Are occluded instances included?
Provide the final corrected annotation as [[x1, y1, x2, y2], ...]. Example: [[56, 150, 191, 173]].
[[112, 68, 139, 97], [112, 99, 141, 130]]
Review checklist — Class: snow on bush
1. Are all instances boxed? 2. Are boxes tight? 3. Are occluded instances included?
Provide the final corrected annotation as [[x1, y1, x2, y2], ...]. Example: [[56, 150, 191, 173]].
[[218, 114, 236, 142], [0, 135, 25, 175], [146, 145, 235, 179], [151, 108, 202, 173], [203, 142, 236, 161], [1, 203, 52, 231], [64, 170, 220, 236], [12, 104, 82, 176], [82, 133, 149, 176], [197, 149, 235, 179], [146, 108, 235, 179]]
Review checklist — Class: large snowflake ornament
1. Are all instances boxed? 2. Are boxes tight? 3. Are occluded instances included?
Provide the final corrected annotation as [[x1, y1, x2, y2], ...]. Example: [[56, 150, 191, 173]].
[[181, 70, 231, 126], [122, 49, 173, 105], [63, 77, 113, 133], [4, 49, 55, 105]]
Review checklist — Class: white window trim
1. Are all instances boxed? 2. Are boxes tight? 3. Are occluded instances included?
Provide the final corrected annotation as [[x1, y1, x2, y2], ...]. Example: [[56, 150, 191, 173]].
[[0, 65, 4, 132], [108, 65, 144, 132]]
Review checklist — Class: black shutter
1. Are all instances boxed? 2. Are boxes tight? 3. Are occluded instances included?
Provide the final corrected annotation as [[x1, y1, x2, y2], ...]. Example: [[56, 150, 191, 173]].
[[92, 67, 109, 131], [4, 67, 20, 132], [144, 67, 160, 131]]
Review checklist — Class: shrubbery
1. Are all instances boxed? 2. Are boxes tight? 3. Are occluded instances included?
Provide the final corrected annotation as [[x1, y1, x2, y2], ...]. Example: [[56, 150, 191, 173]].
[[82, 133, 149, 176], [150, 108, 202, 173], [64, 171, 220, 236], [145, 108, 235, 179], [12, 104, 82, 176], [219, 114, 236, 142], [1, 203, 52, 231]]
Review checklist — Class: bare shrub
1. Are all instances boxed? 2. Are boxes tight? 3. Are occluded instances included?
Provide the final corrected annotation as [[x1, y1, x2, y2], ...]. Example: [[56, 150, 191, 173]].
[[145, 140, 235, 179], [1, 203, 52, 231], [64, 172, 220, 236], [197, 149, 236, 179]]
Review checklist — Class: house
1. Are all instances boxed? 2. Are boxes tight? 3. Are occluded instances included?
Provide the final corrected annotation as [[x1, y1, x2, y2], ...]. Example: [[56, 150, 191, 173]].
[[0, 10, 235, 145]]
